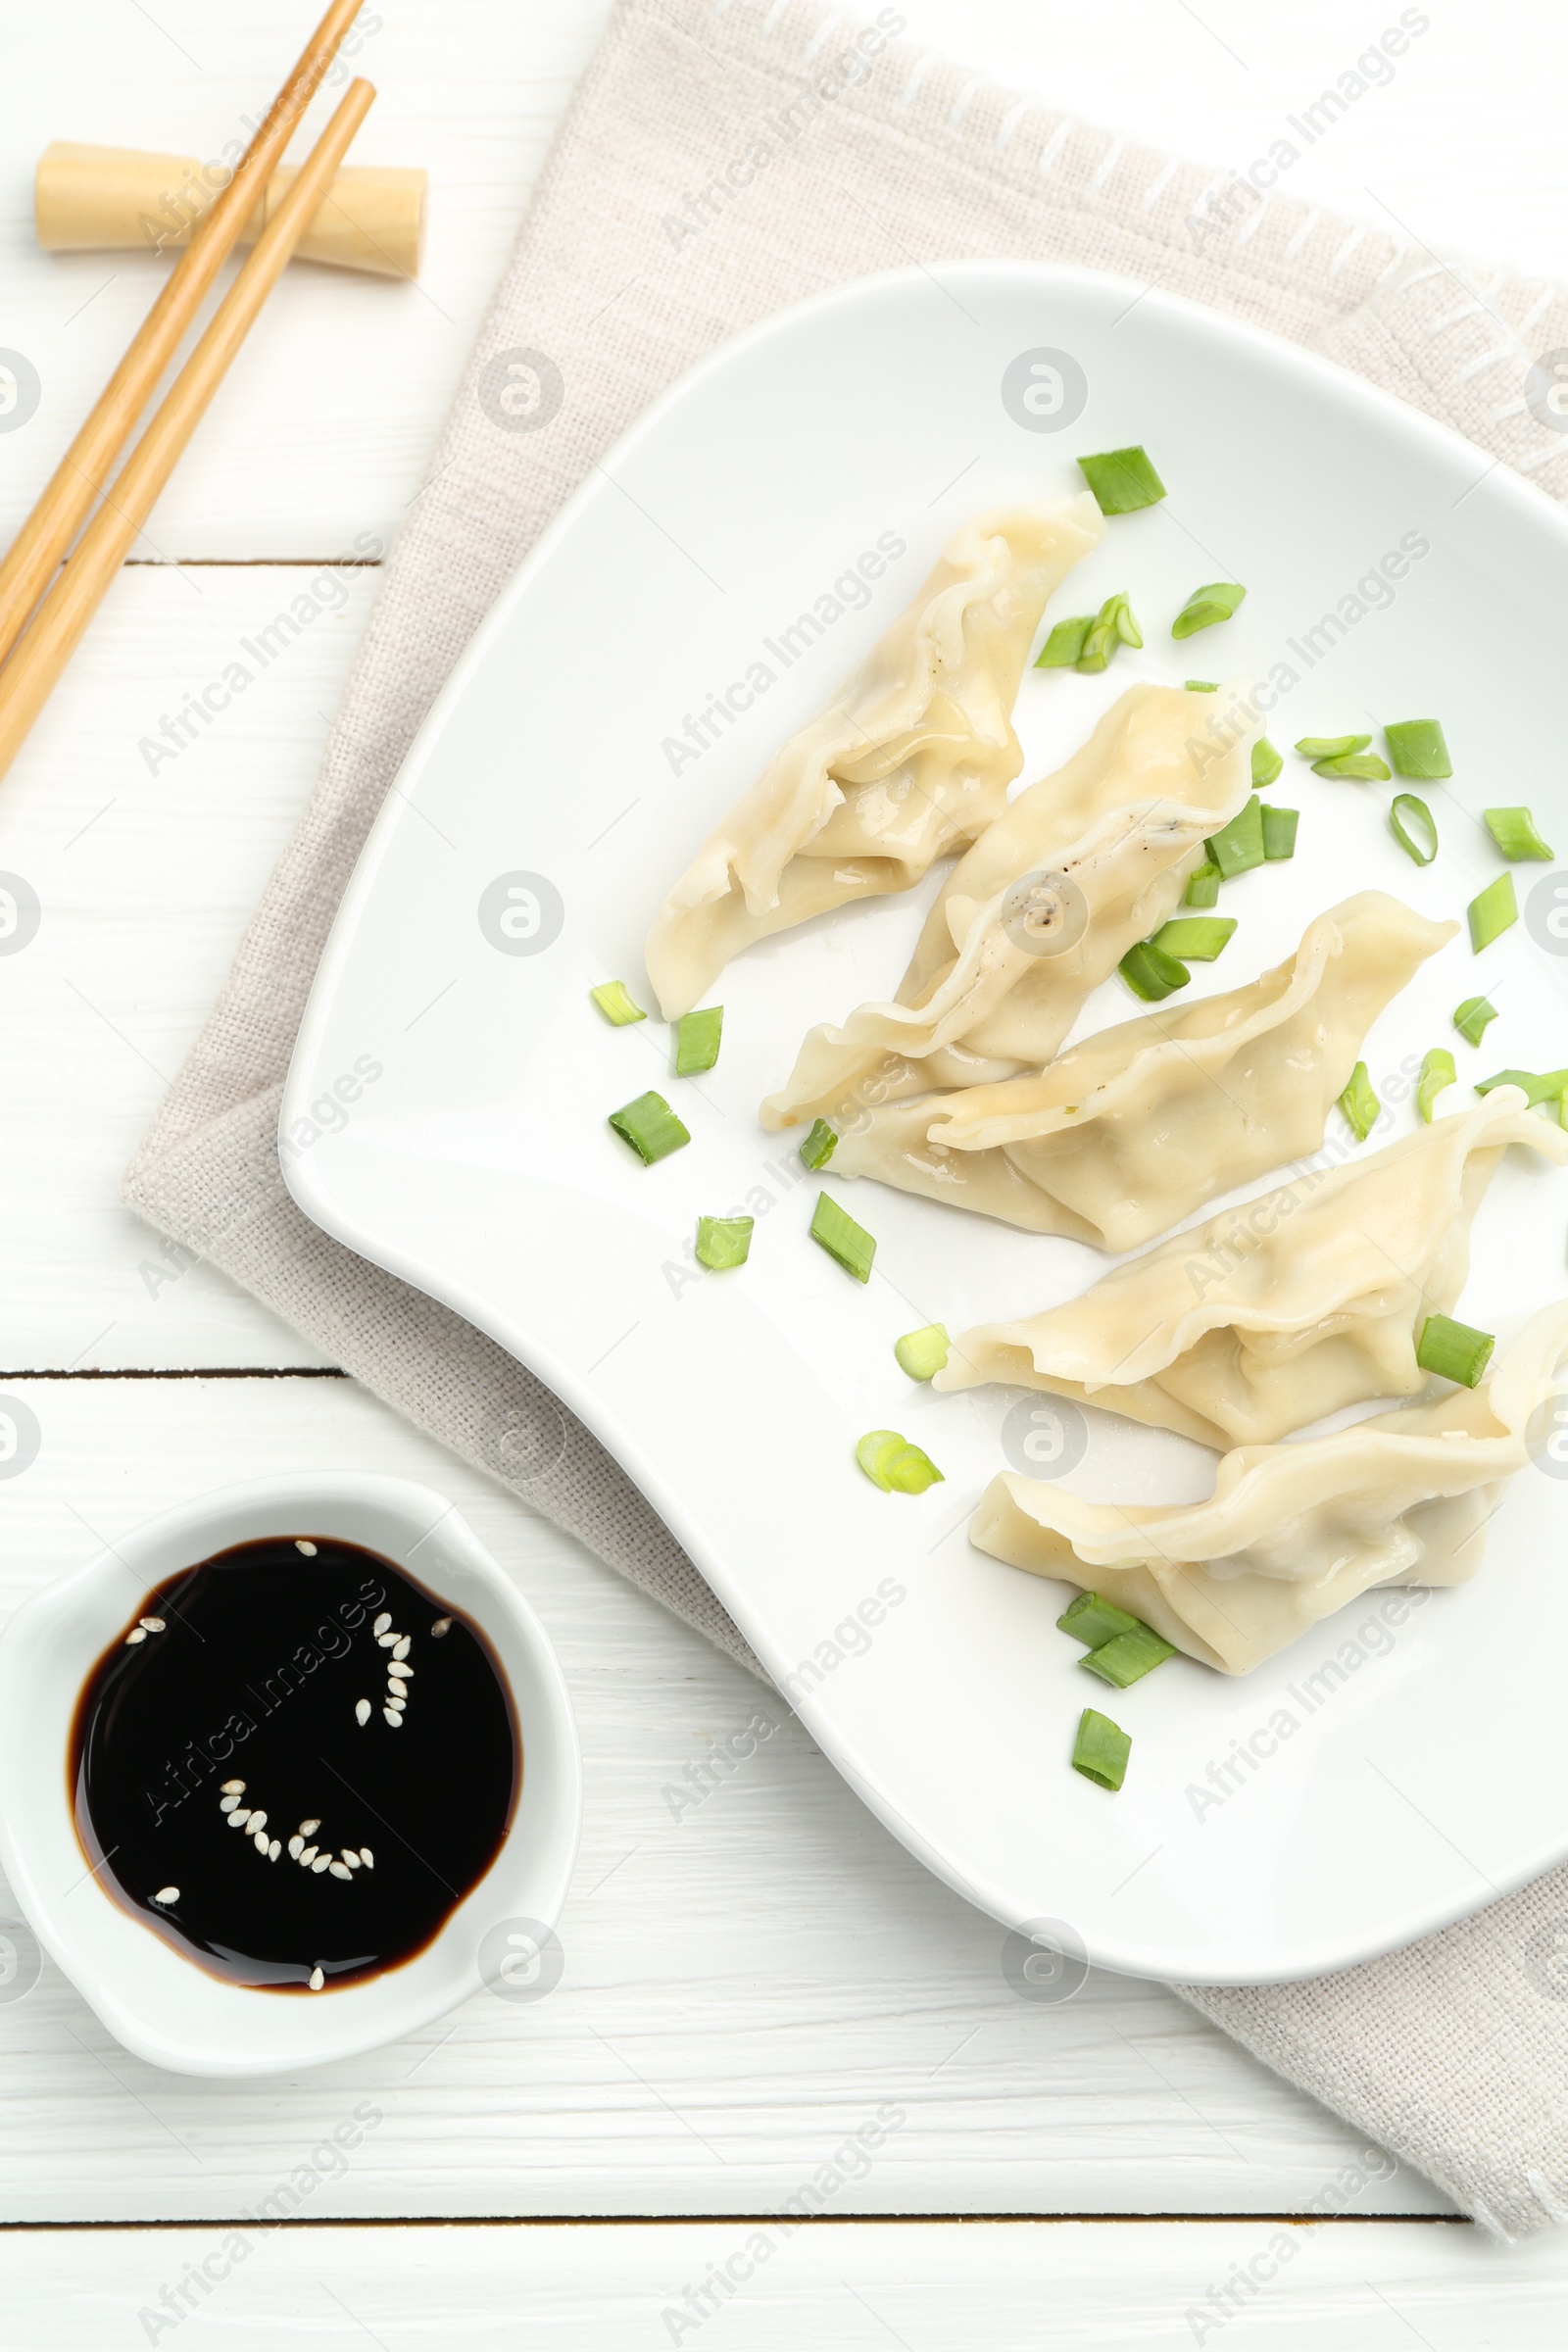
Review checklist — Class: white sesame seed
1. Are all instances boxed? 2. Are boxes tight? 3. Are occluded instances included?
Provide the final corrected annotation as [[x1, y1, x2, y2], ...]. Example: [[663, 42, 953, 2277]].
[[220, 1795, 240, 1814], [139, 1617, 166, 1633], [391, 1661, 415, 1677], [308, 1966, 324, 1991], [373, 1612, 391, 1636], [430, 1618, 452, 1639], [329, 1861, 352, 1880], [359, 1847, 374, 1868], [392, 1637, 411, 1661], [387, 1676, 407, 1694], [248, 1810, 268, 1833], [355, 1699, 371, 1726], [341, 1849, 360, 1869], [312, 1855, 330, 1874], [377, 1631, 398, 1647], [153, 1886, 178, 1905], [299, 1845, 318, 1865], [268, 1839, 281, 1861], [253, 1829, 269, 1853], [383, 1708, 402, 1728], [220, 1780, 245, 1795], [227, 1809, 252, 1829], [125, 1628, 147, 1645], [385, 1696, 406, 1715], [299, 1819, 319, 1837], [296, 1540, 318, 1556], [288, 1836, 304, 1858]]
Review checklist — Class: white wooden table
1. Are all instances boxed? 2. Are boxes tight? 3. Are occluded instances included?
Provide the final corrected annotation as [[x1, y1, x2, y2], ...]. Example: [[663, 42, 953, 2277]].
[[4, 3, 1567, 2340]]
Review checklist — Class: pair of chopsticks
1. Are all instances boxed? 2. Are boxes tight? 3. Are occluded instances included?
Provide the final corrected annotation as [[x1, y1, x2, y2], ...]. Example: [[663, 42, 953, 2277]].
[[0, 0, 377, 787]]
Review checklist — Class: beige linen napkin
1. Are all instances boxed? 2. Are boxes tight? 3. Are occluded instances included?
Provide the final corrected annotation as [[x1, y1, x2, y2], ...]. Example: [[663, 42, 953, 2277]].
[[126, 0, 1568, 2233]]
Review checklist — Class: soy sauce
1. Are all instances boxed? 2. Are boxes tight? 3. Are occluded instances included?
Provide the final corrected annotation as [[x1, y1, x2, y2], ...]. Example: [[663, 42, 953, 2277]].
[[71, 1536, 519, 1992]]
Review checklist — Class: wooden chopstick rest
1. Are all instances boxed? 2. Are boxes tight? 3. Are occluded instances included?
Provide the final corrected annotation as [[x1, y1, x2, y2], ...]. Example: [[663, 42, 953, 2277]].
[[36, 141, 425, 280]]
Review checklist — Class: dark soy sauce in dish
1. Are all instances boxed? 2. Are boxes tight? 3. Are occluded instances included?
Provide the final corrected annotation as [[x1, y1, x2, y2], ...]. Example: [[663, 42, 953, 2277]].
[[71, 1536, 519, 1992]]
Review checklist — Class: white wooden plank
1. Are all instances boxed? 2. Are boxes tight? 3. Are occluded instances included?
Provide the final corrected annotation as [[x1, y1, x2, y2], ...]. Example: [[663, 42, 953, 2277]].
[[0, 1374, 1447, 2221], [8, 2218, 1566, 2349]]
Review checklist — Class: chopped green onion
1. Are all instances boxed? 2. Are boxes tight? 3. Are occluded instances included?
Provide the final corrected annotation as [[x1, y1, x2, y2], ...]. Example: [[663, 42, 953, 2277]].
[[1338, 1060, 1381, 1143], [1171, 580, 1247, 639], [608, 1091, 690, 1164], [1416, 1312, 1494, 1388], [1071, 1707, 1131, 1792], [1261, 805, 1298, 860], [1081, 1623, 1178, 1689], [1185, 679, 1218, 692], [1468, 872, 1518, 952], [799, 1117, 838, 1170], [1036, 614, 1093, 668], [810, 1191, 876, 1282], [1119, 940, 1191, 1002], [1313, 752, 1393, 782], [1417, 1048, 1456, 1123], [1184, 859, 1221, 909], [895, 1323, 950, 1381], [1485, 807, 1555, 861], [855, 1429, 944, 1494], [1077, 445, 1167, 514], [1251, 737, 1284, 788], [1474, 1067, 1568, 1107], [1384, 718, 1452, 780], [675, 1005, 723, 1075], [1389, 794, 1437, 866], [1207, 794, 1265, 879], [1056, 1592, 1142, 1646], [1076, 592, 1142, 672], [1453, 996, 1497, 1048], [1152, 915, 1236, 961], [590, 980, 646, 1026], [695, 1214, 753, 1271], [1295, 733, 1370, 760]]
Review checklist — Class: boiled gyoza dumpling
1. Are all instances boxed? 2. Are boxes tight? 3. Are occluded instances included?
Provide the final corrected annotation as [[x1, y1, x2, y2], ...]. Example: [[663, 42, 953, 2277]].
[[760, 680, 1259, 1131], [970, 1300, 1568, 1674], [937, 1088, 1568, 1446], [645, 494, 1105, 1019], [816, 894, 1455, 1250]]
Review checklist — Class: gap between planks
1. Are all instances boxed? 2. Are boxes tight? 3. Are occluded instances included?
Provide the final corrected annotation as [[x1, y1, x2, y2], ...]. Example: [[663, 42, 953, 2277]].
[[0, 2214, 1473, 2234]]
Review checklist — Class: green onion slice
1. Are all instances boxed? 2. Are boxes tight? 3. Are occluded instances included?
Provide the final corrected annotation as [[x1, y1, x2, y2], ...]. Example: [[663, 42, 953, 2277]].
[[799, 1117, 838, 1170], [695, 1214, 753, 1271], [675, 1005, 723, 1075], [1184, 860, 1221, 909], [1035, 614, 1093, 668], [1119, 940, 1190, 1002], [1152, 915, 1236, 961], [810, 1191, 876, 1282], [1416, 1312, 1494, 1389], [1056, 1592, 1142, 1646], [1171, 581, 1247, 639], [1081, 1624, 1178, 1689], [1474, 1067, 1568, 1107], [1389, 794, 1437, 866], [1261, 805, 1298, 861], [1185, 679, 1218, 692], [895, 1323, 950, 1381], [1071, 1707, 1131, 1792], [590, 980, 646, 1026], [1251, 737, 1284, 788], [1468, 872, 1518, 952], [1077, 445, 1167, 514], [1384, 718, 1452, 780], [1417, 1048, 1456, 1123], [608, 1091, 690, 1164], [1452, 995, 1497, 1048], [1207, 794, 1265, 879], [1295, 734, 1370, 760], [1313, 753, 1393, 782], [1076, 593, 1141, 672], [1338, 1060, 1381, 1143], [855, 1429, 944, 1494], [1485, 807, 1555, 861]]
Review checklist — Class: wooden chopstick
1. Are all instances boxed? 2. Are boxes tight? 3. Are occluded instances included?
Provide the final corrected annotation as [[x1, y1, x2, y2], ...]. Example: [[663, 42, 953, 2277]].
[[0, 79, 377, 791], [0, 0, 366, 671]]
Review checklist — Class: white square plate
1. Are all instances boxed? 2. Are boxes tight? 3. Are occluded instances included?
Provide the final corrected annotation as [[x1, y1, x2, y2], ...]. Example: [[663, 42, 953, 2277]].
[[284, 264, 1568, 1984]]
